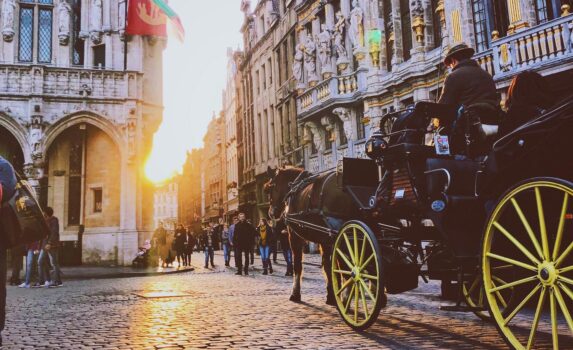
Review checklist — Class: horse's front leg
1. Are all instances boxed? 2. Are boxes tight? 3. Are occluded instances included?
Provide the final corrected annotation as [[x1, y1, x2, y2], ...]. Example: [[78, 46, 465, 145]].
[[320, 243, 336, 306], [289, 228, 304, 302]]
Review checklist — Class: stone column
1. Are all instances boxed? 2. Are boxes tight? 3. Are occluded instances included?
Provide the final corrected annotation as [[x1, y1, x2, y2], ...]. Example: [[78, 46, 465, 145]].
[[390, 0, 403, 64], [311, 16, 321, 81], [410, 0, 425, 53], [324, 1, 335, 29], [435, 0, 449, 51]]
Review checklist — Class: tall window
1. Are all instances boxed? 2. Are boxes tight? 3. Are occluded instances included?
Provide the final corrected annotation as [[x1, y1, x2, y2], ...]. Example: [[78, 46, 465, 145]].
[[18, 0, 53, 63], [400, 0, 412, 61], [535, 0, 565, 23], [431, 0, 442, 49], [382, 0, 393, 71], [93, 188, 103, 213], [72, 0, 84, 65], [472, 0, 489, 52]]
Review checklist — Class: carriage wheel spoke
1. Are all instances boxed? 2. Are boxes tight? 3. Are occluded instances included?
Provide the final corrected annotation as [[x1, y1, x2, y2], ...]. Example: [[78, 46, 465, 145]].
[[466, 275, 480, 297], [511, 197, 545, 261], [559, 265, 573, 274], [559, 282, 573, 301], [359, 278, 376, 302], [554, 286, 573, 334], [550, 289, 559, 350], [486, 253, 538, 272], [359, 230, 367, 266], [553, 193, 569, 261], [344, 284, 356, 313], [478, 284, 484, 306], [491, 280, 508, 308], [535, 188, 551, 261], [526, 286, 547, 350], [360, 253, 375, 271], [335, 248, 354, 271], [334, 269, 352, 276], [503, 283, 542, 326], [489, 275, 538, 293], [359, 283, 369, 320], [558, 275, 573, 286], [353, 228, 359, 269], [493, 221, 541, 266], [354, 281, 359, 323], [555, 241, 573, 268], [343, 232, 356, 264], [336, 277, 354, 296], [361, 273, 379, 280]]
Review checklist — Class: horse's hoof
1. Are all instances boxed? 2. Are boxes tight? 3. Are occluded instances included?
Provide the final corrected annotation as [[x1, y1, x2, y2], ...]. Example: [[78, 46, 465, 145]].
[[326, 296, 337, 306], [289, 294, 301, 303]]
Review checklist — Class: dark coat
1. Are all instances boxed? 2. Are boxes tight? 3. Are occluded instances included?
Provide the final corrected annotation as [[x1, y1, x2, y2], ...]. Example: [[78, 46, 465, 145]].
[[256, 224, 275, 247], [439, 59, 499, 117], [43, 216, 60, 248], [234, 220, 256, 250], [174, 229, 186, 252]]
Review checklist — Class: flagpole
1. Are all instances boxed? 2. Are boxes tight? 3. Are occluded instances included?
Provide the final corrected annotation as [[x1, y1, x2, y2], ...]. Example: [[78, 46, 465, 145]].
[[124, 0, 128, 71]]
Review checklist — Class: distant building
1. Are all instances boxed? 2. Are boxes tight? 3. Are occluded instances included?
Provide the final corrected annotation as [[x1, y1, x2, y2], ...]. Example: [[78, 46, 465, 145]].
[[224, 48, 240, 220], [153, 180, 179, 231], [202, 114, 226, 222], [0, 0, 165, 265], [179, 148, 204, 226]]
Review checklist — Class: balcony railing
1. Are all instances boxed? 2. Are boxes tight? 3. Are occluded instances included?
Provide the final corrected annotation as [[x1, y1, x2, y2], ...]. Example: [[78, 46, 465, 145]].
[[297, 69, 367, 115], [0, 64, 142, 100], [478, 15, 573, 79]]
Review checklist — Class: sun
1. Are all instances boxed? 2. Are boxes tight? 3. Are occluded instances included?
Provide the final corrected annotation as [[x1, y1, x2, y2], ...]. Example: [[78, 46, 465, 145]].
[[144, 133, 186, 184]]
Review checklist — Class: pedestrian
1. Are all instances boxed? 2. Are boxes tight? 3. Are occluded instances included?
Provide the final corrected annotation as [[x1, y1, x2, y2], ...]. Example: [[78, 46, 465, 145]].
[[38, 207, 62, 287], [233, 213, 256, 275], [0, 155, 17, 346], [229, 216, 238, 267], [247, 219, 255, 264], [174, 224, 187, 267], [276, 220, 293, 276], [200, 226, 215, 268], [221, 223, 231, 267], [152, 222, 168, 267], [18, 241, 41, 288], [9, 244, 24, 285], [270, 221, 278, 264], [257, 219, 274, 275], [184, 226, 195, 266]]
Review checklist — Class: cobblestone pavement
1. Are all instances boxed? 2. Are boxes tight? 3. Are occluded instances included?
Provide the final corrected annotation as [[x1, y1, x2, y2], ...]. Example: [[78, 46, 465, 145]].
[[2, 252, 567, 349]]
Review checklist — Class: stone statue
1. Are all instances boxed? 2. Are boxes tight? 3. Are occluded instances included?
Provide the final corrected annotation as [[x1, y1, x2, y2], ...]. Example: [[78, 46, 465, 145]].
[[307, 122, 324, 153], [2, 0, 16, 42], [317, 24, 333, 75], [293, 43, 304, 86], [303, 35, 319, 84], [90, 0, 103, 44], [410, 0, 424, 18], [30, 128, 43, 154], [349, 0, 364, 48], [58, 0, 72, 45], [333, 107, 354, 141], [334, 12, 348, 60]]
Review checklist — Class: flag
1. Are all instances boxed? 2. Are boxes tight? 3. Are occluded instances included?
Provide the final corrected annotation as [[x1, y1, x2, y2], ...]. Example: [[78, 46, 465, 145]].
[[151, 0, 185, 42], [126, 0, 167, 37]]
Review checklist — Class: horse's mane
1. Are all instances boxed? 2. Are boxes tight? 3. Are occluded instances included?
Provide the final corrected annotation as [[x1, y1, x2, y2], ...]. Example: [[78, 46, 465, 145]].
[[263, 167, 304, 192]]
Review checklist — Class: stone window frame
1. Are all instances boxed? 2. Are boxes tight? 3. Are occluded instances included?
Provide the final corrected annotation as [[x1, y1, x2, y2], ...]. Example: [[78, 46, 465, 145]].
[[87, 183, 104, 217], [18, 0, 54, 64]]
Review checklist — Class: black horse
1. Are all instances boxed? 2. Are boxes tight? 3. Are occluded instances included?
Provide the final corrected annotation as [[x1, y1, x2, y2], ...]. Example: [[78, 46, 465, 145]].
[[265, 166, 361, 305]]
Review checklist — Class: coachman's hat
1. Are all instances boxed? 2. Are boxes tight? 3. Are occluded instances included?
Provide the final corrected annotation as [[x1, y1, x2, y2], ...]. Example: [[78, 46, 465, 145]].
[[443, 43, 475, 65]]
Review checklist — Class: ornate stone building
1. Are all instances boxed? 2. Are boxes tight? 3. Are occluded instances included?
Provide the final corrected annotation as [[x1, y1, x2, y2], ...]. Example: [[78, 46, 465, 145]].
[[153, 179, 178, 231], [0, 0, 164, 265], [293, 0, 573, 173], [202, 113, 225, 223], [223, 48, 239, 220]]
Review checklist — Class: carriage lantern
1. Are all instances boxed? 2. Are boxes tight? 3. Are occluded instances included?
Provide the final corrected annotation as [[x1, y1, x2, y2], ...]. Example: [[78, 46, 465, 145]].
[[365, 130, 387, 162]]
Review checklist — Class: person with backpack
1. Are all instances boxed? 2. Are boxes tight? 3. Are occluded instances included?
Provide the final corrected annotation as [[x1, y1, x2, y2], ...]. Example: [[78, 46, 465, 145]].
[[0, 155, 17, 346], [38, 207, 62, 287]]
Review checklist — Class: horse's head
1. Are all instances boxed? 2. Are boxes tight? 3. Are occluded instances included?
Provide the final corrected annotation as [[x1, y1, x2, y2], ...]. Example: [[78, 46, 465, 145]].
[[264, 166, 303, 220]]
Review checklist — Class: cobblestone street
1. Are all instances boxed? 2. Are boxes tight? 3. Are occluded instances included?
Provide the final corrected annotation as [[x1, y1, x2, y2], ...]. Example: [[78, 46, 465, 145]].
[[1, 252, 523, 350]]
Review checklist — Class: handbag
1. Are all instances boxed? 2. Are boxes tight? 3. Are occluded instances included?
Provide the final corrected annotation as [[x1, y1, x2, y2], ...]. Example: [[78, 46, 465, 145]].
[[0, 175, 50, 249]]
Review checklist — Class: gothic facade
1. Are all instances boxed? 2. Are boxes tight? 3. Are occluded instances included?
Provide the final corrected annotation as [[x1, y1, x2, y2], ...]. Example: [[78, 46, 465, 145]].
[[0, 0, 165, 265]]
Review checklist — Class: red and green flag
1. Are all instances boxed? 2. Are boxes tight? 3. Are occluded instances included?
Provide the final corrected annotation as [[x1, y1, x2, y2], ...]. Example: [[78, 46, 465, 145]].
[[126, 0, 185, 42]]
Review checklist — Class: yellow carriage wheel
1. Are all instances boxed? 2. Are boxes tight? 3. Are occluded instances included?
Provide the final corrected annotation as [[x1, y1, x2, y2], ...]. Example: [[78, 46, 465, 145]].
[[464, 267, 516, 321], [483, 178, 573, 349], [331, 221, 385, 331]]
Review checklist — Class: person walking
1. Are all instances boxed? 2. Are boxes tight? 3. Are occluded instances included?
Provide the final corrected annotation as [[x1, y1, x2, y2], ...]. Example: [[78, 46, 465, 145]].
[[257, 219, 274, 275], [152, 222, 168, 267], [229, 216, 238, 267], [270, 221, 278, 264], [184, 227, 195, 266], [18, 241, 41, 288], [9, 245, 24, 286], [38, 207, 62, 287], [221, 223, 231, 267], [174, 224, 187, 267], [200, 226, 215, 268], [233, 213, 256, 275], [276, 220, 293, 276], [0, 155, 17, 346]]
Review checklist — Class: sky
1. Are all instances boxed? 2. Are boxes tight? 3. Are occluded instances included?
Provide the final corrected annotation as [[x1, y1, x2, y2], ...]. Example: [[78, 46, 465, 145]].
[[145, 0, 244, 183]]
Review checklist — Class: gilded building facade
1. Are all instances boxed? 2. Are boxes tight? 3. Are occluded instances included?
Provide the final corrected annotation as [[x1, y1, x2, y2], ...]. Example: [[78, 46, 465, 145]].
[[293, 0, 573, 173], [0, 0, 165, 265]]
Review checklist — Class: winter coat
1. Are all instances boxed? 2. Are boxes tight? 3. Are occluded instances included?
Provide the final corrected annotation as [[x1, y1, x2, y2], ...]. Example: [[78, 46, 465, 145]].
[[233, 220, 256, 250], [257, 224, 275, 247], [43, 216, 60, 248], [174, 229, 187, 252]]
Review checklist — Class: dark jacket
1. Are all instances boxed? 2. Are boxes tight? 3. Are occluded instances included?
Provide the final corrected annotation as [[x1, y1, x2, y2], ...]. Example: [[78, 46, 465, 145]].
[[174, 229, 186, 252], [257, 224, 275, 247], [44, 216, 60, 247], [234, 220, 256, 250], [0, 156, 16, 204], [199, 229, 216, 249], [439, 59, 499, 116]]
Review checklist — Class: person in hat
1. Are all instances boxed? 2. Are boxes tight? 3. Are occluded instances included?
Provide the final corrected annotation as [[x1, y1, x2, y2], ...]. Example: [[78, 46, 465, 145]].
[[439, 43, 498, 113]]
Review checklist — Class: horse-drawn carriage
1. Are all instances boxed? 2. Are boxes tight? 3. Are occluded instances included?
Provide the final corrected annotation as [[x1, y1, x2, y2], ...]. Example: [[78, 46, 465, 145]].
[[266, 96, 573, 349]]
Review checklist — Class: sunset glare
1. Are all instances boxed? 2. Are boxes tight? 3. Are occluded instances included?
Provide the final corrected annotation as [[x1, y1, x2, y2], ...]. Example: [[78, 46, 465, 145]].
[[145, 0, 243, 183]]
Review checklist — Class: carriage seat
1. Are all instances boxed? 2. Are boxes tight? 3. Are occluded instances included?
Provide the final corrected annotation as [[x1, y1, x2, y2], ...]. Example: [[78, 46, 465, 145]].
[[425, 158, 482, 197]]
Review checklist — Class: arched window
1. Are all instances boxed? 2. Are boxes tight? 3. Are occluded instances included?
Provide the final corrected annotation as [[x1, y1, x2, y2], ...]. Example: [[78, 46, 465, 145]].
[[18, 0, 53, 63]]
